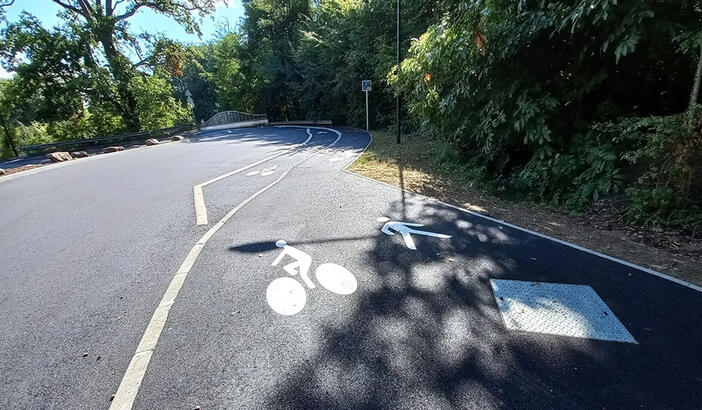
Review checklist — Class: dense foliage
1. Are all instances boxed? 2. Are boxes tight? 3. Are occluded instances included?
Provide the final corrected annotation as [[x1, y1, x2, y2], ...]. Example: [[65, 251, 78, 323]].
[[0, 0, 215, 155], [1, 0, 700, 231], [393, 0, 702, 230]]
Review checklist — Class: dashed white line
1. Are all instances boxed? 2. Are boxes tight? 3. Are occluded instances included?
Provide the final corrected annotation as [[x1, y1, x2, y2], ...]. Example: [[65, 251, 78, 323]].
[[110, 127, 341, 410]]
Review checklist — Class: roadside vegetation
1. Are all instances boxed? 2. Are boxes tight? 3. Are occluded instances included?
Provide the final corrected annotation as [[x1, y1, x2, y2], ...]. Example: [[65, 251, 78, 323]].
[[351, 131, 702, 284], [0, 0, 700, 235]]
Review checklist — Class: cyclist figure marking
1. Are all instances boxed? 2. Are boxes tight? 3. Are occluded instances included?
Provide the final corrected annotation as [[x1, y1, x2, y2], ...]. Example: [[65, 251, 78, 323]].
[[266, 239, 358, 316], [271, 240, 315, 288]]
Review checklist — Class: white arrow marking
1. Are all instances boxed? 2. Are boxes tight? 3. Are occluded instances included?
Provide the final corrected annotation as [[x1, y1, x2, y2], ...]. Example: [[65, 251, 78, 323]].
[[381, 221, 451, 250]]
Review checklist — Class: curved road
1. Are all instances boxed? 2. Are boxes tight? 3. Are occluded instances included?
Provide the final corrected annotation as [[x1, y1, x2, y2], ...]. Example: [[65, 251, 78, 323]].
[[0, 126, 700, 409]]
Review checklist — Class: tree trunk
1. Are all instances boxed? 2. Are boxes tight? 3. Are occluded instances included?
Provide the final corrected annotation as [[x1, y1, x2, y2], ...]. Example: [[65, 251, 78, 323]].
[[689, 43, 702, 111], [98, 32, 140, 130], [0, 115, 18, 157]]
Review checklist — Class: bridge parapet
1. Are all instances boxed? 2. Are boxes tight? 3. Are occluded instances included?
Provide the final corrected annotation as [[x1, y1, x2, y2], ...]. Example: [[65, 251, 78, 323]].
[[201, 111, 268, 131]]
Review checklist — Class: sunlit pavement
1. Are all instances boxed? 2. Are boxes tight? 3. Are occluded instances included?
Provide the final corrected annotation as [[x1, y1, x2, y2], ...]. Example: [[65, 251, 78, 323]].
[[0, 127, 700, 409]]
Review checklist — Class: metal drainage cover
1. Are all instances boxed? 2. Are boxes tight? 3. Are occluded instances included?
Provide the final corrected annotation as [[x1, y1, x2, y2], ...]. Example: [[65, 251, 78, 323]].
[[490, 279, 637, 343]]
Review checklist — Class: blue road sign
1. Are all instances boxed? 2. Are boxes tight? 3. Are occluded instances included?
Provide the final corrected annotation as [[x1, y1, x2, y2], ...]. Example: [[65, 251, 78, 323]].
[[362, 80, 372, 92]]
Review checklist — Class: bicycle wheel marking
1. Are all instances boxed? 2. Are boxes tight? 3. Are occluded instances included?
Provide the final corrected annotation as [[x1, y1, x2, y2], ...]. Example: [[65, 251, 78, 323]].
[[315, 263, 357, 295], [266, 277, 307, 316]]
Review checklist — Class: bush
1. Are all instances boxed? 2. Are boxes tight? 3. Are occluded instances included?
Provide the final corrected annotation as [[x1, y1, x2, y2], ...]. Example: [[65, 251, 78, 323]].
[[46, 116, 94, 141], [388, 0, 702, 231], [610, 111, 702, 231], [15, 122, 52, 146]]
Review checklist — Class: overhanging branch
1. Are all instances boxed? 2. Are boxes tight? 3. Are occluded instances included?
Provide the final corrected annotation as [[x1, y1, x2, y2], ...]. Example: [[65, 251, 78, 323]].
[[50, 0, 88, 18], [115, 2, 143, 21]]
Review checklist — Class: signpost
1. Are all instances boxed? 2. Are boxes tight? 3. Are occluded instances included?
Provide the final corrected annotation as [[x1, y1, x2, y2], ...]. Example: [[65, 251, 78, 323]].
[[396, 0, 401, 144], [185, 89, 195, 123], [362, 80, 372, 131]]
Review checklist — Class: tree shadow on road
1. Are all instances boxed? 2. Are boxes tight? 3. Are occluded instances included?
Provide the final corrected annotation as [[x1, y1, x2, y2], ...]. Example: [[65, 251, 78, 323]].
[[188, 127, 309, 147], [229, 235, 379, 254], [263, 197, 699, 409]]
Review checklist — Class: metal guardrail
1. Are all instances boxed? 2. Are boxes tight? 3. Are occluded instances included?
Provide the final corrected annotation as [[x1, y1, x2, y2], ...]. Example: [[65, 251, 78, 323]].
[[201, 110, 268, 129], [19, 125, 193, 156]]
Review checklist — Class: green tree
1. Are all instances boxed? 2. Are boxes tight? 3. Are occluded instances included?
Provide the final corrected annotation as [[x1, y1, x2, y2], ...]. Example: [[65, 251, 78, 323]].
[[0, 14, 128, 143], [236, 0, 310, 119], [0, 15, 104, 122], [171, 44, 218, 124], [43, 0, 218, 129], [131, 71, 191, 129], [394, 0, 701, 204], [293, 0, 438, 126], [208, 33, 248, 112], [0, 79, 19, 157]]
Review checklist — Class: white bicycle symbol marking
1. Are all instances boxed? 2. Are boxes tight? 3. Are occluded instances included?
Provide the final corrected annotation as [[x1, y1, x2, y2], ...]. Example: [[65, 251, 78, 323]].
[[246, 164, 278, 177], [266, 240, 358, 315]]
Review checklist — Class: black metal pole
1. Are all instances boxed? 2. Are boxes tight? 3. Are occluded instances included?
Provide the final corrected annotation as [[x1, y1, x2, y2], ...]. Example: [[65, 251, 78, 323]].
[[396, 0, 401, 144]]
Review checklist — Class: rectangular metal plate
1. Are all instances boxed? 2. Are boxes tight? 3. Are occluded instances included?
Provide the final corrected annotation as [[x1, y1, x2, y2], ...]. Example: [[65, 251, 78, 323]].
[[490, 279, 636, 343]]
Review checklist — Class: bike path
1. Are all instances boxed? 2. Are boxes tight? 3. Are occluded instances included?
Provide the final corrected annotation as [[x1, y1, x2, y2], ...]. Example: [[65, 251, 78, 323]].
[[132, 127, 701, 409]]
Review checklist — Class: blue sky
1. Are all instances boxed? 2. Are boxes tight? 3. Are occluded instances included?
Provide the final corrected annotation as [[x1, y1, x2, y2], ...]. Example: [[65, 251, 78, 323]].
[[0, 0, 244, 77]]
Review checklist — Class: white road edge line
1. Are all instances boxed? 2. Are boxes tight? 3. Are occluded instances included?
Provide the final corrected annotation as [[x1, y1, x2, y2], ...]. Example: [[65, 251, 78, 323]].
[[193, 129, 313, 225], [342, 129, 702, 293], [110, 127, 342, 410]]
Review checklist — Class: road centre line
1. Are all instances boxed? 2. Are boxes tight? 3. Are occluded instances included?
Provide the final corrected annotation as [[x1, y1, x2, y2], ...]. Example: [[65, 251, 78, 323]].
[[110, 127, 342, 410], [193, 129, 313, 225]]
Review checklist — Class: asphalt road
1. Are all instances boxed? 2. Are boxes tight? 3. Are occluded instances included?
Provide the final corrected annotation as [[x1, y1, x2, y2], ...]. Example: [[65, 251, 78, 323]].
[[1, 126, 700, 409]]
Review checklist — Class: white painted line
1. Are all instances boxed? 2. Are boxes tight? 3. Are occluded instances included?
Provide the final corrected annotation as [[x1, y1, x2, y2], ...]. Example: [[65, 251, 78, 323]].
[[342, 130, 702, 293], [342, 130, 373, 172], [110, 351, 152, 410], [193, 130, 313, 225], [177, 243, 205, 274], [110, 127, 342, 409], [193, 186, 207, 225]]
